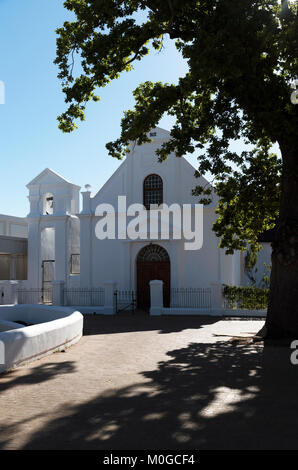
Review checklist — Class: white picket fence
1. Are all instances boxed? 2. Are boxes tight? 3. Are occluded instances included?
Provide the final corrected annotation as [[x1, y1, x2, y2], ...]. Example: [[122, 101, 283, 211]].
[[170, 287, 211, 309], [1, 280, 267, 317], [63, 288, 105, 306]]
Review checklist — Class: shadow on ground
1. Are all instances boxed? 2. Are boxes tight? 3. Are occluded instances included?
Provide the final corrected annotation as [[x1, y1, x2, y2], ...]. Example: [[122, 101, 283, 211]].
[[0, 360, 76, 394], [8, 338, 298, 450], [83, 313, 220, 335], [0, 360, 76, 449]]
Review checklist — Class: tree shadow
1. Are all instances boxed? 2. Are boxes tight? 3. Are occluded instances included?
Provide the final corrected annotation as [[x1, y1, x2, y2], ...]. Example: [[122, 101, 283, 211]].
[[0, 360, 77, 449], [83, 314, 220, 336], [0, 360, 76, 394], [15, 339, 298, 450]]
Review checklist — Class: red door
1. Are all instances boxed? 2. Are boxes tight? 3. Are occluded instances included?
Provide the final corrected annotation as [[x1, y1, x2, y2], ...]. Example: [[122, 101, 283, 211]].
[[137, 261, 170, 309]]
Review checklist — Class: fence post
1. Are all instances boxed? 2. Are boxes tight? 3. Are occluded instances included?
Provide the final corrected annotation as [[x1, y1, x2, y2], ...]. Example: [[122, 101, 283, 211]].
[[149, 280, 164, 316], [10, 281, 19, 305], [104, 281, 117, 315], [210, 282, 223, 315], [0, 281, 19, 305], [52, 281, 65, 306], [8, 281, 18, 305]]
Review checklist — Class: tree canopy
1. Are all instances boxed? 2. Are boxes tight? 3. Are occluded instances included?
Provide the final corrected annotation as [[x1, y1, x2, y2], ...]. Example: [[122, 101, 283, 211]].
[[55, 0, 297, 255]]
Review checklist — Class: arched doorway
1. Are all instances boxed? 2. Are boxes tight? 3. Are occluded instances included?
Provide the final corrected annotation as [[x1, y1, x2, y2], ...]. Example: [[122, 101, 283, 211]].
[[136, 244, 170, 309]]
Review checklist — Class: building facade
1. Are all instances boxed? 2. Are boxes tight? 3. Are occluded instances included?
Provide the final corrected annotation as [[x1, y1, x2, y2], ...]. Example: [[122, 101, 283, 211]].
[[0, 214, 28, 281], [21, 127, 272, 308], [0, 126, 268, 310]]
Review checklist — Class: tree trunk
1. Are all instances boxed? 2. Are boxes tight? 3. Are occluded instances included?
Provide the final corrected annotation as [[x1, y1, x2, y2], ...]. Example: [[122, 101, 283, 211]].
[[265, 142, 298, 338]]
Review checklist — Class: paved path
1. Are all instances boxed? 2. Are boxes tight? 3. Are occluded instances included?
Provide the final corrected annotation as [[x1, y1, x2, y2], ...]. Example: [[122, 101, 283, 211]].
[[0, 314, 296, 450]]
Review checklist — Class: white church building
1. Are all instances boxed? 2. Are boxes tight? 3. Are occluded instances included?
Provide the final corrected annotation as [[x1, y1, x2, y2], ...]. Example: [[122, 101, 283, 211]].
[[5, 127, 271, 312]]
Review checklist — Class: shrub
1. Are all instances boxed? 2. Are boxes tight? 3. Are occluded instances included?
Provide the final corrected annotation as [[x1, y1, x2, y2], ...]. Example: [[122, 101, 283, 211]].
[[223, 285, 268, 310]]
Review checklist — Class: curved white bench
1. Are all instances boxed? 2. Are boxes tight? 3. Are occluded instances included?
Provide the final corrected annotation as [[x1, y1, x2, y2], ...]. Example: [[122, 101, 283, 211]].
[[0, 305, 83, 373]]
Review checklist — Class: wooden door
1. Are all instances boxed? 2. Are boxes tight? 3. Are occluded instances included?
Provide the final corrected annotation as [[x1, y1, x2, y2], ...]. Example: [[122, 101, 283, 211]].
[[42, 260, 55, 304], [137, 260, 170, 309]]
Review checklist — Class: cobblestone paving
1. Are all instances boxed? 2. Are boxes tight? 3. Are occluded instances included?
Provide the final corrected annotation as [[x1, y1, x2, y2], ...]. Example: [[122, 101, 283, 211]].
[[1, 315, 294, 450]]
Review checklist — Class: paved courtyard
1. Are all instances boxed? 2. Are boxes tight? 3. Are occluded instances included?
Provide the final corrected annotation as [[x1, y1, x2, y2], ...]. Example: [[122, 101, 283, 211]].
[[0, 314, 297, 450]]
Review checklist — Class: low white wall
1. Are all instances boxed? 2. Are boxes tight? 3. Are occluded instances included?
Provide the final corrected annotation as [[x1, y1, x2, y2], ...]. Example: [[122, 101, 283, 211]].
[[162, 307, 214, 316], [223, 309, 267, 317], [161, 307, 266, 317], [0, 305, 83, 373]]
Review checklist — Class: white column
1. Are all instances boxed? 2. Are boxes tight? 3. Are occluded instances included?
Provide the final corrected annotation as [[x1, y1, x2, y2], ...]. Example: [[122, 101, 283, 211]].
[[10, 281, 18, 305], [210, 282, 223, 315], [10, 254, 17, 280], [81, 191, 92, 214], [104, 281, 117, 315], [27, 219, 40, 287], [55, 219, 67, 282], [79, 215, 92, 287], [52, 280, 65, 306], [150, 280, 164, 316]]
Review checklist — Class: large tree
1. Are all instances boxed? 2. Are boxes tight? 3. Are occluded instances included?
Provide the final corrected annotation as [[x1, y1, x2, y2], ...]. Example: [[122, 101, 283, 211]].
[[55, 0, 298, 337]]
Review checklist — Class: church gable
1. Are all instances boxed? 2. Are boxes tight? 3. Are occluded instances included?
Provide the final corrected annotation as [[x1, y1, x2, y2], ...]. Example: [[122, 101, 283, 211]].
[[91, 160, 127, 207], [90, 127, 217, 210], [27, 168, 80, 189], [145, 126, 170, 141]]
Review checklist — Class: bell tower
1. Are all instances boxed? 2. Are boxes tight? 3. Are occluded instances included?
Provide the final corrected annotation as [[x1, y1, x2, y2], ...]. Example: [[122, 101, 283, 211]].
[[26, 168, 81, 288]]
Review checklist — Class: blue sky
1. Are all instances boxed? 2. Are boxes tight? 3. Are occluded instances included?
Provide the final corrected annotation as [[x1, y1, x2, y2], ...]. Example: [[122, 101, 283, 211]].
[[0, 0, 189, 216], [0, 1, 280, 218]]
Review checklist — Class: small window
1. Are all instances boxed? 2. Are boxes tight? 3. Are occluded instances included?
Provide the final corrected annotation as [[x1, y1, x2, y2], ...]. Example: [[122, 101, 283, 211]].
[[143, 174, 163, 210], [70, 254, 80, 275], [46, 197, 53, 212], [150, 132, 156, 137], [43, 193, 54, 215]]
